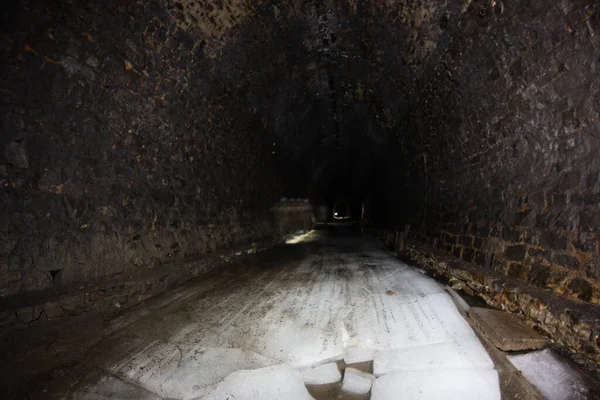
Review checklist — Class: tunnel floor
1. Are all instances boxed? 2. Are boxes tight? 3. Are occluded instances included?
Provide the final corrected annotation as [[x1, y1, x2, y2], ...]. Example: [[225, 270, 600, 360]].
[[6, 230, 503, 399]]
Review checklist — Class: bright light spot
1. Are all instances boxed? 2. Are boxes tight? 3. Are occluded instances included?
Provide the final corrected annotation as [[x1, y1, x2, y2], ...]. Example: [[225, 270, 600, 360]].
[[334, 212, 338, 216], [285, 230, 317, 244]]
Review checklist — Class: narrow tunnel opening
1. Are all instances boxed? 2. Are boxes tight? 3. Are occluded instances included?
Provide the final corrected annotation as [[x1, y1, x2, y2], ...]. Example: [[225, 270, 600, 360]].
[[333, 200, 350, 220]]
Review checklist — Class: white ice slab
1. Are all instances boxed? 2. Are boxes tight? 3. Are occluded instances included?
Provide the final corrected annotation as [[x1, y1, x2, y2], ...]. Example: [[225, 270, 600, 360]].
[[508, 349, 589, 400], [373, 337, 494, 376], [371, 369, 501, 400], [205, 364, 314, 400], [343, 346, 378, 364], [114, 344, 276, 399], [341, 367, 375, 395], [301, 362, 341, 385]]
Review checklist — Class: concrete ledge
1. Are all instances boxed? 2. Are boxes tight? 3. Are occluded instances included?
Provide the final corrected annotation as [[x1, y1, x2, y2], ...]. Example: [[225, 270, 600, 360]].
[[470, 307, 547, 351], [0, 236, 280, 336]]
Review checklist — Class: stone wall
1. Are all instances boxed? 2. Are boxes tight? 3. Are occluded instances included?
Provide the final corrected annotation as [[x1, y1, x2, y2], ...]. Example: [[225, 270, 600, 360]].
[[0, 0, 287, 304], [379, 0, 600, 305]]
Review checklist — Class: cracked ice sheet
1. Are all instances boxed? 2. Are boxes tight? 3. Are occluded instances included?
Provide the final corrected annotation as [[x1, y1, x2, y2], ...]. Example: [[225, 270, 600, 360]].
[[113, 343, 278, 400], [92, 236, 498, 398], [371, 369, 501, 400], [205, 364, 313, 400], [373, 337, 494, 376], [342, 265, 477, 351], [175, 255, 351, 368]]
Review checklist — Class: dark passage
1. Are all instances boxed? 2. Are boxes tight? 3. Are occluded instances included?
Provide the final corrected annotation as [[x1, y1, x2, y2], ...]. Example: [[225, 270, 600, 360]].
[[1, 0, 600, 398]]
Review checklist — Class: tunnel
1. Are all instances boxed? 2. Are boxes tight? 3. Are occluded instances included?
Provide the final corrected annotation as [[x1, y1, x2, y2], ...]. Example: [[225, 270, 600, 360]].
[[1, 0, 600, 398]]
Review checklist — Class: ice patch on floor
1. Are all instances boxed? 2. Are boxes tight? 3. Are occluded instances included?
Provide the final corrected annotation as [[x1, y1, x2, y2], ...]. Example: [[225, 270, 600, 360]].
[[508, 349, 589, 400], [341, 367, 375, 395], [205, 364, 314, 400], [84, 237, 501, 400], [301, 362, 341, 385], [373, 337, 494, 376], [371, 369, 501, 400], [114, 345, 277, 399], [256, 311, 344, 367]]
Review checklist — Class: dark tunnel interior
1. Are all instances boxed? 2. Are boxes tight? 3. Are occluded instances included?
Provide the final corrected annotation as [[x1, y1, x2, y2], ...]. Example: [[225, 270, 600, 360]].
[[1, 0, 600, 396]]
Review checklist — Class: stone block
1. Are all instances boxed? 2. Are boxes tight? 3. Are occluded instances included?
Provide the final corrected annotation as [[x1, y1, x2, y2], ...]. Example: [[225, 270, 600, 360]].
[[535, 212, 553, 229], [567, 278, 593, 302], [539, 231, 567, 251], [473, 251, 487, 266], [529, 191, 545, 208], [551, 253, 579, 270], [573, 233, 597, 253], [582, 193, 600, 205], [444, 233, 457, 245], [459, 235, 473, 246], [0, 310, 17, 327], [506, 263, 529, 280], [545, 267, 569, 287], [473, 237, 484, 249], [469, 307, 547, 351], [580, 209, 600, 232], [3, 142, 28, 168], [501, 228, 522, 242], [586, 259, 600, 280], [462, 248, 475, 263], [504, 245, 526, 261], [476, 225, 490, 237], [528, 263, 550, 286], [453, 246, 462, 258], [559, 170, 581, 191], [586, 172, 598, 189], [527, 247, 551, 260], [43, 301, 64, 319]]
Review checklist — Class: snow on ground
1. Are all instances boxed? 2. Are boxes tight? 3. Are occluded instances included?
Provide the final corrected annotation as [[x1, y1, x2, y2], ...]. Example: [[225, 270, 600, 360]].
[[508, 349, 589, 400]]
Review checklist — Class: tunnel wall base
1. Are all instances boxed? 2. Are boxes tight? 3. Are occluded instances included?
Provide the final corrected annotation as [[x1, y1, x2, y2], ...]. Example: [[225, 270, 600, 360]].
[[0, 203, 313, 336], [397, 240, 600, 370]]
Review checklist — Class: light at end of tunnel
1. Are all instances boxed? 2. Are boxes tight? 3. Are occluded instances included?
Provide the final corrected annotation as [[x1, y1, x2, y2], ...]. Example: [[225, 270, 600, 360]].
[[285, 230, 317, 244]]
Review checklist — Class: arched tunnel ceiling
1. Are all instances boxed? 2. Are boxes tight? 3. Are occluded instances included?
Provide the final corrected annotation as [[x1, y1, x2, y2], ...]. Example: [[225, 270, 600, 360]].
[[2, 0, 598, 219], [153, 0, 600, 210], [164, 0, 447, 199]]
